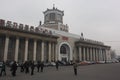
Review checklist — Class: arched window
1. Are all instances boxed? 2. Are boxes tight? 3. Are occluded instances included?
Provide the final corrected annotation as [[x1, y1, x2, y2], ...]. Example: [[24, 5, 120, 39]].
[[60, 45, 66, 54]]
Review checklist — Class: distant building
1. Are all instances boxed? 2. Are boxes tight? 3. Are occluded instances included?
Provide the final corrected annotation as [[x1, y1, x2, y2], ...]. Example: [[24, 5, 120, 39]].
[[0, 7, 111, 62]]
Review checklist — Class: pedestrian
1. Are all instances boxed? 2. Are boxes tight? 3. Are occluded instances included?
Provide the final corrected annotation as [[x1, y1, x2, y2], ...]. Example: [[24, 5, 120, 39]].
[[20, 62, 24, 72], [73, 62, 78, 76], [10, 61, 17, 76], [30, 61, 35, 75], [40, 62, 44, 72], [55, 61, 59, 70], [37, 61, 40, 72], [24, 61, 29, 74], [0, 61, 6, 76]]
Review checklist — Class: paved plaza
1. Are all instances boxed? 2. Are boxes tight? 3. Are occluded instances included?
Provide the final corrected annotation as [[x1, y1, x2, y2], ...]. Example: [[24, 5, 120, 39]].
[[0, 63, 120, 80]]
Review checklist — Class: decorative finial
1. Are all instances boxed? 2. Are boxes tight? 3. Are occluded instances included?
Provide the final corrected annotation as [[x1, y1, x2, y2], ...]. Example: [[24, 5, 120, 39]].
[[80, 32, 84, 40], [53, 4, 55, 9], [81, 32, 83, 37]]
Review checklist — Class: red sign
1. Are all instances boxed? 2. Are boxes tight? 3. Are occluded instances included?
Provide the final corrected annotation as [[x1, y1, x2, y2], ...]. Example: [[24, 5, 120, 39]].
[[62, 36, 68, 41]]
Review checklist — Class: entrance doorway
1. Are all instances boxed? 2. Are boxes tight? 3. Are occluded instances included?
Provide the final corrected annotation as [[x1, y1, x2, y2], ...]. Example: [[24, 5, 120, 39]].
[[60, 44, 70, 62]]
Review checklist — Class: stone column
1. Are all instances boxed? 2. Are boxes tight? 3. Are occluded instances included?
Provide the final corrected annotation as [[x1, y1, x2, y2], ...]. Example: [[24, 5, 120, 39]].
[[4, 36, 9, 61], [108, 49, 111, 61], [41, 41, 44, 61], [33, 40, 37, 61], [24, 38, 28, 61], [15, 37, 19, 62], [101, 49, 104, 61], [79, 46, 82, 61], [104, 49, 107, 61], [87, 47, 89, 61], [48, 42, 51, 62], [102, 49, 104, 61], [106, 49, 110, 61], [100, 49, 103, 61], [90, 47, 93, 61], [98, 49, 100, 61], [52, 43, 55, 62], [96, 48, 99, 61], [93, 48, 96, 61], [55, 43, 57, 61], [94, 48, 97, 61], [83, 47, 86, 61]]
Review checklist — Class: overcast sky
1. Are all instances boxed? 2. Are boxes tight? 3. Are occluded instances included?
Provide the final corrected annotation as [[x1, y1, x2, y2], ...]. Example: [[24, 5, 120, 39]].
[[0, 0, 120, 55]]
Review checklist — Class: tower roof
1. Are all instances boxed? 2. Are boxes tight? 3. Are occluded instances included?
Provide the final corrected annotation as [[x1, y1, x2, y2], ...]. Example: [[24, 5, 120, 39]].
[[43, 7, 64, 16]]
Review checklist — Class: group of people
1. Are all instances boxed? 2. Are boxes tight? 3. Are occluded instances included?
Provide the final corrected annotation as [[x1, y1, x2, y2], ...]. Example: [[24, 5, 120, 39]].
[[0, 60, 78, 77], [0, 61, 45, 77], [18, 61, 45, 75]]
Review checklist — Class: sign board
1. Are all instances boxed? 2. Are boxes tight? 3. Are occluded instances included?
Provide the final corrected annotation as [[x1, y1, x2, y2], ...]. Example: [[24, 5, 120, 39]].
[[6, 21, 12, 27], [19, 24, 24, 30], [13, 22, 18, 28], [35, 27, 39, 32], [30, 26, 34, 31], [0, 19, 5, 27], [24, 25, 29, 31]]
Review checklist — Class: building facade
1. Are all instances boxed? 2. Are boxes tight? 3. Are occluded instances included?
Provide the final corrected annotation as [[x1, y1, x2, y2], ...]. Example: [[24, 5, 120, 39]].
[[0, 20, 58, 62], [0, 7, 111, 63]]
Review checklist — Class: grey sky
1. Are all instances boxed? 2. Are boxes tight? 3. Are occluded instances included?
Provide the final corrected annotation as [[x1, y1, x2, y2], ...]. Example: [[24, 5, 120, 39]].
[[0, 0, 120, 55]]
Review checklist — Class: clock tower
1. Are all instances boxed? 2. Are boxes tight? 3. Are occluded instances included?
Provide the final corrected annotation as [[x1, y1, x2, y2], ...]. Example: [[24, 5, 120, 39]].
[[41, 6, 69, 32]]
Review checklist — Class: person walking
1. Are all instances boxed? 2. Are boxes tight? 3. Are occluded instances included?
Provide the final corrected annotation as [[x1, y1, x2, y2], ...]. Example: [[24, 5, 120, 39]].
[[73, 62, 78, 76], [20, 62, 24, 72], [55, 61, 59, 70], [40, 62, 44, 72], [11, 61, 17, 76], [0, 61, 6, 76], [30, 61, 35, 75], [37, 61, 40, 72], [24, 61, 29, 74]]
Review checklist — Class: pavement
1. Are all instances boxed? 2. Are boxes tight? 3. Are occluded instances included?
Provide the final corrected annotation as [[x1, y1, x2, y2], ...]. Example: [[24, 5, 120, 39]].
[[0, 63, 120, 80]]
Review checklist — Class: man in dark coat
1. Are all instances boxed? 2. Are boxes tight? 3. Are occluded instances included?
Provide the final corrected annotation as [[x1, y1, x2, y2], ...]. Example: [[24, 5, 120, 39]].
[[0, 61, 6, 76], [37, 61, 40, 72], [30, 61, 35, 75], [73, 62, 78, 76], [40, 62, 44, 72], [20, 62, 24, 72], [24, 61, 29, 74], [55, 61, 59, 70], [11, 61, 17, 76]]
